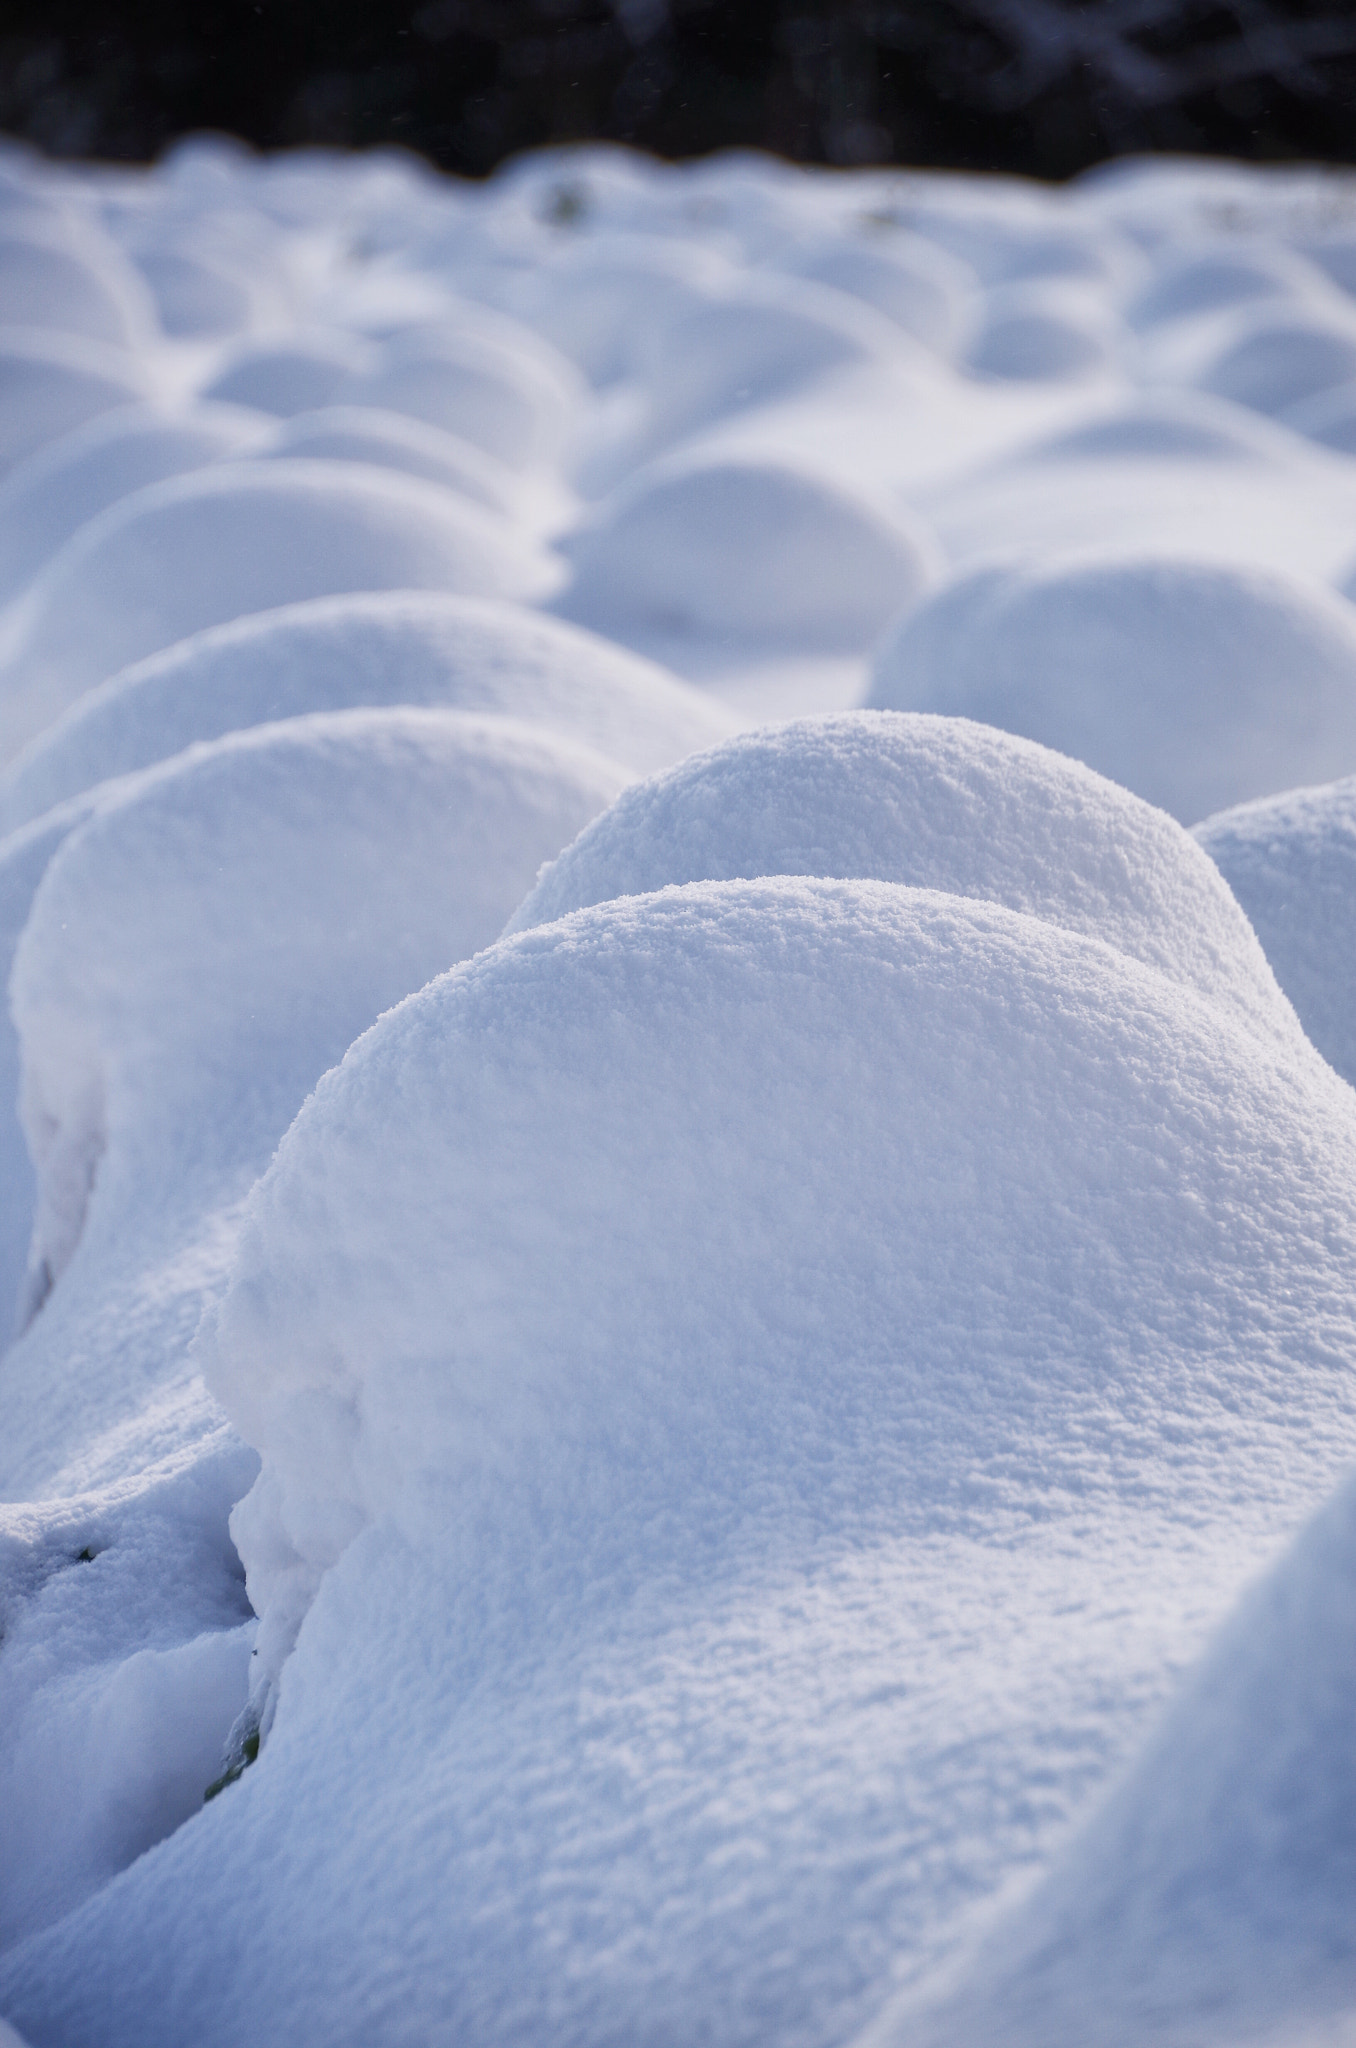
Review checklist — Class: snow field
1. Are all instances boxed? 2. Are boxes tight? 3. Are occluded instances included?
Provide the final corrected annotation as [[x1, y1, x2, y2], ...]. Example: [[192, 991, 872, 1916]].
[[0, 132, 1352, 2048]]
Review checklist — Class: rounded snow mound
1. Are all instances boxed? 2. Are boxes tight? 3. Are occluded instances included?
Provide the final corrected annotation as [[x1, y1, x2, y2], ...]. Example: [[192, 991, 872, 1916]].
[[346, 317, 584, 472], [1005, 389, 1301, 466], [966, 286, 1117, 382], [1195, 775, 1356, 1087], [0, 220, 157, 352], [133, 245, 268, 340], [768, 233, 976, 353], [1282, 377, 1356, 455], [11, 707, 626, 1334], [867, 553, 1356, 823], [559, 453, 937, 651], [635, 270, 917, 444], [1195, 306, 1356, 417], [0, 403, 267, 606], [509, 713, 1298, 1051], [0, 460, 560, 766], [0, 593, 733, 834], [491, 233, 736, 387], [199, 332, 379, 418], [262, 405, 522, 517], [148, 874, 1356, 2045], [886, 1469, 1356, 2048], [0, 328, 153, 475]]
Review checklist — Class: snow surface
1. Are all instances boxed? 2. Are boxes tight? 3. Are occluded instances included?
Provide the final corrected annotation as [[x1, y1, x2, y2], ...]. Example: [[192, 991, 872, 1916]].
[[868, 553, 1356, 821], [0, 135, 1354, 2048]]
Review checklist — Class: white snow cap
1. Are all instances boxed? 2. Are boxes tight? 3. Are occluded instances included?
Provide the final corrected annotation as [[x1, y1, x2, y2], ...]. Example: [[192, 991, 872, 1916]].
[[510, 712, 1299, 1051], [0, 461, 561, 764], [1196, 773, 1356, 1086], [0, 592, 733, 834], [868, 552, 1356, 822]]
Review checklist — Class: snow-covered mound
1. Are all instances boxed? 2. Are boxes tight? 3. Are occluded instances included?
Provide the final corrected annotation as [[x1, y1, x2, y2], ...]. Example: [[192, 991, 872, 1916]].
[[867, 554, 1356, 821], [0, 329, 155, 475], [510, 712, 1298, 1050], [260, 405, 523, 517], [6, 876, 1353, 2044], [1196, 775, 1356, 1086], [878, 1469, 1356, 2048], [6, 710, 623, 1453], [0, 462, 559, 763], [0, 219, 157, 352], [0, 710, 622, 1957], [0, 594, 732, 834], [0, 403, 267, 607], [559, 454, 937, 651]]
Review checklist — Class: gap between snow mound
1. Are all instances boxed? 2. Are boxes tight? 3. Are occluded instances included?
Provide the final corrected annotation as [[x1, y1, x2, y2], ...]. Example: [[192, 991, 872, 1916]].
[[0, 460, 561, 767], [0, 592, 735, 837], [508, 712, 1301, 1054], [17, 878, 1354, 2045], [1, 707, 626, 1496], [867, 553, 1356, 822], [1195, 775, 1356, 1088]]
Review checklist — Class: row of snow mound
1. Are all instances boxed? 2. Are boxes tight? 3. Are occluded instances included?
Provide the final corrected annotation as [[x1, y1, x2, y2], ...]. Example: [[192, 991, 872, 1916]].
[[6, 715, 1355, 2048], [1, 133, 1356, 2048]]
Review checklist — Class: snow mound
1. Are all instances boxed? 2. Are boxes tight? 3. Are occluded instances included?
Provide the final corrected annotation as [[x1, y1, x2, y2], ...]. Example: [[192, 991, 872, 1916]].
[[0, 461, 560, 765], [559, 453, 937, 651], [0, 221, 157, 351], [0, 712, 622, 1961], [1283, 378, 1356, 455], [867, 553, 1356, 822], [768, 233, 976, 353], [1195, 776, 1356, 1086], [966, 287, 1117, 382], [262, 405, 522, 516], [4, 709, 625, 1486], [1195, 306, 1356, 417], [881, 1470, 1356, 2048], [0, 329, 153, 475], [0, 593, 732, 833], [485, 233, 737, 387], [12, 876, 1352, 2043], [132, 246, 267, 339], [346, 318, 584, 471], [635, 270, 915, 444], [1124, 241, 1333, 329], [509, 713, 1298, 1051], [1004, 389, 1301, 465], [0, 404, 267, 606], [199, 332, 379, 417]]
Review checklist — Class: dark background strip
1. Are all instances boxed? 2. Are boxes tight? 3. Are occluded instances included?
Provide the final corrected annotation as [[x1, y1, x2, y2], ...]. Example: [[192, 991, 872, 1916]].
[[2, 1, 1356, 181]]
